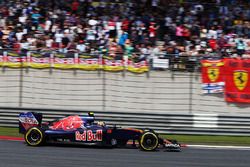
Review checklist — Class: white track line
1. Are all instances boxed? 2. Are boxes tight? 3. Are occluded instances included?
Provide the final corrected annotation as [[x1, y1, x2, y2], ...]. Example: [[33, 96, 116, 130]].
[[188, 144, 250, 150]]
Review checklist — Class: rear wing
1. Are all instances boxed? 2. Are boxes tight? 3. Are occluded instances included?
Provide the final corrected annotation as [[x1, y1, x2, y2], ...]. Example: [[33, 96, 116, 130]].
[[19, 112, 43, 134]]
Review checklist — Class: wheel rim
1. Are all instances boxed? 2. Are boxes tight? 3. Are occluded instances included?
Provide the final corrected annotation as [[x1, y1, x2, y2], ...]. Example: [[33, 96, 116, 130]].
[[25, 128, 43, 146], [30, 131, 40, 141], [140, 132, 158, 150]]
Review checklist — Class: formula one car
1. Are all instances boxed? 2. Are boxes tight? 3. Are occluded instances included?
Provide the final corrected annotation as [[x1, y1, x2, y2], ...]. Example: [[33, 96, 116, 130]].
[[19, 112, 181, 151]]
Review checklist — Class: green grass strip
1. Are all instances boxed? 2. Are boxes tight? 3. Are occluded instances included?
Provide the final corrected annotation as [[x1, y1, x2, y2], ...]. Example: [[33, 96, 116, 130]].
[[161, 134, 250, 146], [1, 127, 250, 146], [0, 127, 23, 137]]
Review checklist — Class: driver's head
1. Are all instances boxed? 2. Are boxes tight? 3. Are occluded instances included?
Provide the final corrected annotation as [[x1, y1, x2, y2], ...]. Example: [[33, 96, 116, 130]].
[[88, 112, 94, 117]]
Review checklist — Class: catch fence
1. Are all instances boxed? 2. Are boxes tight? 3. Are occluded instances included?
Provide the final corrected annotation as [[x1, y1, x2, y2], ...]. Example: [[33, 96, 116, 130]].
[[0, 51, 250, 136]]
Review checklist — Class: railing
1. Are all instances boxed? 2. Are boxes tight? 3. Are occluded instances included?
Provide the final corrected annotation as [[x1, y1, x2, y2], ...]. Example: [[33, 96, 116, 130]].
[[0, 49, 210, 73], [1, 107, 250, 136]]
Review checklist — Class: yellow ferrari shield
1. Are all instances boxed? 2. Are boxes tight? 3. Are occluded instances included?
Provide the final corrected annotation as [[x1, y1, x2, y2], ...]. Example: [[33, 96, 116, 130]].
[[234, 71, 248, 91], [207, 67, 219, 82]]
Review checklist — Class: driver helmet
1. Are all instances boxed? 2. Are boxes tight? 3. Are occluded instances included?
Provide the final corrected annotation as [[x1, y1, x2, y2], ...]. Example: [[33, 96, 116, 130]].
[[88, 112, 94, 117]]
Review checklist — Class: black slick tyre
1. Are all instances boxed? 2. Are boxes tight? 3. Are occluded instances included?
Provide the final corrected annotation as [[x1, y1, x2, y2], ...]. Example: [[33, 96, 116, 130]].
[[25, 127, 45, 146], [139, 131, 159, 151]]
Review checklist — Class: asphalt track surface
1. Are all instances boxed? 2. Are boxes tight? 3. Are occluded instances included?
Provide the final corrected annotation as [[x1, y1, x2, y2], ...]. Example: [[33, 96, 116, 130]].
[[1, 140, 250, 167]]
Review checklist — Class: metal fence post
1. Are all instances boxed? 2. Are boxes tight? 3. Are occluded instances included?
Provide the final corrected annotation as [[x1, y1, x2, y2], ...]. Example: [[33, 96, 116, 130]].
[[189, 71, 193, 114], [19, 53, 24, 107], [102, 70, 106, 112], [100, 52, 106, 112]]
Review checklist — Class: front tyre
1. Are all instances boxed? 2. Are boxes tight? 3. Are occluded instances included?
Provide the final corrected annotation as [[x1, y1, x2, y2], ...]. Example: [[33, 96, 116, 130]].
[[25, 127, 45, 146], [139, 131, 159, 151]]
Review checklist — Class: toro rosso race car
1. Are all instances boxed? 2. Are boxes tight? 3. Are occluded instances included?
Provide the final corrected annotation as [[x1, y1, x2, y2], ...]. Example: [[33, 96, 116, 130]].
[[19, 112, 181, 151]]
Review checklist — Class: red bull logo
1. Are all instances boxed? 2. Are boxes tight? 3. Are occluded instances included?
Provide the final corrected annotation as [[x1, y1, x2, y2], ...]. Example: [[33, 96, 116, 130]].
[[75, 130, 102, 142]]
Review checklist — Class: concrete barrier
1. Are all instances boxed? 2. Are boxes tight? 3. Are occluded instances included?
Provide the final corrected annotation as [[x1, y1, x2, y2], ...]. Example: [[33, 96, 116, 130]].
[[0, 68, 249, 115]]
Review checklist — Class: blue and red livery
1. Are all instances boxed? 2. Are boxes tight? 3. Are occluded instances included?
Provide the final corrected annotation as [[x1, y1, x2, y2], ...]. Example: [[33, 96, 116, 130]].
[[19, 112, 181, 151]]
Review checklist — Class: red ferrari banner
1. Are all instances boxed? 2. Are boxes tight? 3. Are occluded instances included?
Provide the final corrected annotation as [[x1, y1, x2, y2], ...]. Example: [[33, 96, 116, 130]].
[[224, 58, 250, 103], [201, 59, 225, 93]]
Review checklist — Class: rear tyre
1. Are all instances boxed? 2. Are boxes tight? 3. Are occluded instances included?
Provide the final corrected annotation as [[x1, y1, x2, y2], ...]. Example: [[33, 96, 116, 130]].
[[139, 131, 159, 151], [25, 127, 45, 146]]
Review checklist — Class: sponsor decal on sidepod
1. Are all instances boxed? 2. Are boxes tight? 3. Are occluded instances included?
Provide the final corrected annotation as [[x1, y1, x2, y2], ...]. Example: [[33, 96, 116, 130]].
[[75, 130, 102, 142]]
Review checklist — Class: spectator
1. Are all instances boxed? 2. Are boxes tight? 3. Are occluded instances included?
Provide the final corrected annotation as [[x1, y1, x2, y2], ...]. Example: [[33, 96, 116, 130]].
[[20, 38, 30, 52], [149, 22, 157, 45], [54, 30, 64, 48], [0, 27, 4, 40], [71, 0, 80, 14], [118, 31, 128, 49], [175, 24, 184, 45], [76, 40, 87, 53], [124, 40, 134, 59], [236, 38, 246, 56], [208, 37, 218, 52], [0, 0, 248, 58], [31, 9, 42, 29], [207, 26, 218, 39]]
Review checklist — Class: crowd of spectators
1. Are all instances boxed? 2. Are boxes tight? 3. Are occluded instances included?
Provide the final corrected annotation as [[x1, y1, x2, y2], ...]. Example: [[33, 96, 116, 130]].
[[0, 0, 249, 62]]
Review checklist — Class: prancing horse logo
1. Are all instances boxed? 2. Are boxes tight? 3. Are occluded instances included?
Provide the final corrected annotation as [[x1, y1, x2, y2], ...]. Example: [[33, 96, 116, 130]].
[[233, 70, 248, 91], [208, 67, 219, 82]]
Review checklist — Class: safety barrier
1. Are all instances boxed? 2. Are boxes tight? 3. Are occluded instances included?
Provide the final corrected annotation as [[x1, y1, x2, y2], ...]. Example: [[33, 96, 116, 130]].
[[1, 107, 250, 136]]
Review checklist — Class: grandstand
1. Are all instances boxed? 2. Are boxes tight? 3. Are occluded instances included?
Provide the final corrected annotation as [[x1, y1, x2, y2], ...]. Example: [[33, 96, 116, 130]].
[[0, 0, 248, 60], [0, 0, 250, 137]]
